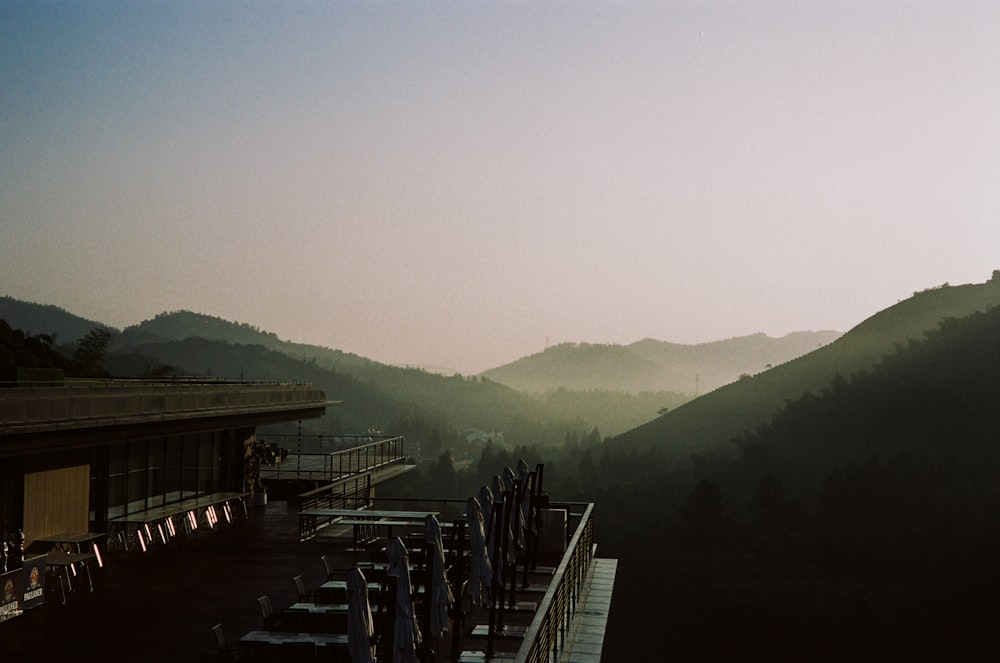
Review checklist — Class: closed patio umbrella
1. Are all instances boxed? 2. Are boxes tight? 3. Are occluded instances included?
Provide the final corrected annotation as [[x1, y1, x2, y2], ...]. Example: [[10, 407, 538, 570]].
[[503, 466, 526, 551], [490, 475, 514, 571], [465, 497, 493, 608], [347, 566, 375, 663], [515, 460, 532, 549], [478, 483, 497, 572], [502, 467, 515, 493], [386, 536, 420, 663], [424, 514, 454, 639], [478, 484, 494, 538]]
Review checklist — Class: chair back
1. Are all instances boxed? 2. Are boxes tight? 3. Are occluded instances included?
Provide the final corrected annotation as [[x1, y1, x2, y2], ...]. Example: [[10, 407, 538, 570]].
[[211, 623, 240, 661], [320, 554, 335, 580], [257, 595, 275, 629], [211, 623, 228, 653], [293, 574, 308, 601]]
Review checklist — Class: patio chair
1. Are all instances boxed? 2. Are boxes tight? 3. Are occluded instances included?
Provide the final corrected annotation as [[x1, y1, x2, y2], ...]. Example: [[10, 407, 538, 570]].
[[257, 594, 278, 630], [320, 554, 336, 580], [210, 623, 238, 662], [293, 574, 314, 602]]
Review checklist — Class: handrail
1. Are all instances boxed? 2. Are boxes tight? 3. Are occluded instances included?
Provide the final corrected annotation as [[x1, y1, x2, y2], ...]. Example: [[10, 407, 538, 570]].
[[0, 376, 313, 390], [514, 502, 595, 663], [263, 435, 406, 484], [298, 474, 372, 513], [0, 383, 327, 431]]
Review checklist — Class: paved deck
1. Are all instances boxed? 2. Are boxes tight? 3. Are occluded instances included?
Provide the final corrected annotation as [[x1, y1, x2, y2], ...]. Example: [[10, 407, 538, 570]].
[[559, 558, 617, 663], [1, 501, 370, 662], [1, 500, 613, 662]]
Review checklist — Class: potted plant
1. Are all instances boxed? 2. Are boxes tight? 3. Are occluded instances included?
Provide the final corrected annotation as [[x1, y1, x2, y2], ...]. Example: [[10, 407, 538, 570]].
[[247, 439, 278, 506]]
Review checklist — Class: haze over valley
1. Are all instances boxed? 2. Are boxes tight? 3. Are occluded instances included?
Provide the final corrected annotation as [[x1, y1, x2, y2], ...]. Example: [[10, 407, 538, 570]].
[[3, 2, 996, 375], [6, 272, 1000, 660]]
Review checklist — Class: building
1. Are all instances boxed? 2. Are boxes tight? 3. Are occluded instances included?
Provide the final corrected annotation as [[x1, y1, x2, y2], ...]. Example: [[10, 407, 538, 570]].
[[0, 380, 614, 662], [0, 380, 329, 553]]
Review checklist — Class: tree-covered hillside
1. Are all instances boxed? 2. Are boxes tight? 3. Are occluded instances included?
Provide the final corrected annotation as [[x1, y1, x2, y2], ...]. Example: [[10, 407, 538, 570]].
[[1, 319, 76, 375], [1, 318, 119, 381], [117, 310, 376, 374], [115, 309, 678, 438], [385, 301, 1000, 660], [611, 275, 1000, 461], [482, 341, 684, 393], [627, 330, 841, 391], [732, 304, 1000, 481], [559, 303, 1000, 661], [0, 296, 114, 347], [480, 330, 841, 395]]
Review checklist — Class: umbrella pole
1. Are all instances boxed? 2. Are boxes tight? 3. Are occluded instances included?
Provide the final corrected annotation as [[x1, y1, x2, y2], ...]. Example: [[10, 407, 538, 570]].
[[486, 492, 509, 657], [530, 464, 545, 572], [508, 479, 523, 612], [486, 496, 501, 657], [521, 471, 536, 590], [450, 579, 466, 663], [498, 489, 514, 632], [419, 540, 435, 662], [450, 519, 466, 663], [378, 574, 398, 662]]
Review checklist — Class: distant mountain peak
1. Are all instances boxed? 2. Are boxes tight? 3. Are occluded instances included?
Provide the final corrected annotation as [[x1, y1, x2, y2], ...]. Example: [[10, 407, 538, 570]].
[[481, 330, 842, 395]]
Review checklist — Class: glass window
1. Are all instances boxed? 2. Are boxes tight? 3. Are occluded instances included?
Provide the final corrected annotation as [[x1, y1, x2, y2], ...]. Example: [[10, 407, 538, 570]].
[[182, 434, 198, 499], [127, 440, 148, 514], [198, 432, 215, 494], [165, 435, 183, 504], [107, 443, 128, 520]]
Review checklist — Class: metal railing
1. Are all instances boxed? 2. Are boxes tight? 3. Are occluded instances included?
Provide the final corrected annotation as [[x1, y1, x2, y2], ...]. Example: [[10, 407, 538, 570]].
[[261, 435, 406, 484], [0, 382, 327, 432], [298, 474, 373, 514], [514, 502, 595, 663]]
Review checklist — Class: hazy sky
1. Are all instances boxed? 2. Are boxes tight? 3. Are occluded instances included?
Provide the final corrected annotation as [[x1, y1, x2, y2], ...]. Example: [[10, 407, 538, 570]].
[[2, 1, 998, 374]]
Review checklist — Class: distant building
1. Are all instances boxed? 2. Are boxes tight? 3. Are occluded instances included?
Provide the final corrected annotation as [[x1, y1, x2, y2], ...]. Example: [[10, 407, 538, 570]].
[[464, 429, 504, 445]]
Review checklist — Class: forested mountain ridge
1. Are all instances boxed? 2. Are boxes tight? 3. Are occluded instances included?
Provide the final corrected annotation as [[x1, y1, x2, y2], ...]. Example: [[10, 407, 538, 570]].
[[0, 302, 677, 439], [117, 310, 375, 374], [480, 330, 841, 395], [733, 303, 1000, 477], [593, 291, 1000, 662], [482, 342, 681, 394], [610, 275, 1000, 460], [6, 273, 999, 452], [115, 311, 668, 434], [0, 296, 114, 346]]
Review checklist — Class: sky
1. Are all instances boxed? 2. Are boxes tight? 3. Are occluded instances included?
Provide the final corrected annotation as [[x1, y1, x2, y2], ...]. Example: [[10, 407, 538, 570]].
[[2, 1, 998, 375]]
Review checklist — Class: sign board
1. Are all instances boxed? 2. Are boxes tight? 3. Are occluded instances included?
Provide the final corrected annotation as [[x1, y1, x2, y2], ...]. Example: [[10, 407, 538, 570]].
[[0, 567, 24, 622], [21, 556, 46, 610]]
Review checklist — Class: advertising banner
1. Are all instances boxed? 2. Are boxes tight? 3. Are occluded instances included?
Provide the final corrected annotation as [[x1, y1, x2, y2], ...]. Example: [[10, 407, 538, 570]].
[[21, 555, 46, 610], [0, 567, 24, 622]]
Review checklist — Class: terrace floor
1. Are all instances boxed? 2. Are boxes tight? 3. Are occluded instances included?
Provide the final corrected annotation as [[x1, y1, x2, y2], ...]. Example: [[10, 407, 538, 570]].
[[1, 499, 612, 662]]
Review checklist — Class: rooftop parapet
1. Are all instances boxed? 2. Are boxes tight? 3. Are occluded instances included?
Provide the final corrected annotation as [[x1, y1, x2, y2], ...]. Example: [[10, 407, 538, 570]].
[[0, 380, 329, 440]]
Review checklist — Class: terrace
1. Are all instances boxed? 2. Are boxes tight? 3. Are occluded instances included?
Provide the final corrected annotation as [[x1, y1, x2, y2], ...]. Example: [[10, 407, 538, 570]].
[[2, 488, 614, 663]]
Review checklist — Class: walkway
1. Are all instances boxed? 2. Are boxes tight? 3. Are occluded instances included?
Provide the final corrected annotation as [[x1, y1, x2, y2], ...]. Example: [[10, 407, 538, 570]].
[[559, 558, 617, 663]]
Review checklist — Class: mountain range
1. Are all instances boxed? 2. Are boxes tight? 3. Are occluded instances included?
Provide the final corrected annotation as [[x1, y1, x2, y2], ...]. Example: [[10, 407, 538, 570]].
[[481, 331, 841, 395], [4, 272, 1000, 456], [611, 275, 1000, 460]]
